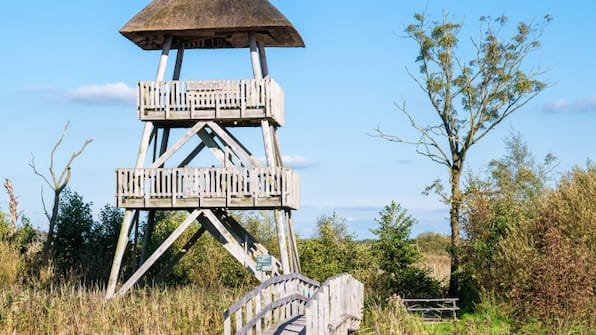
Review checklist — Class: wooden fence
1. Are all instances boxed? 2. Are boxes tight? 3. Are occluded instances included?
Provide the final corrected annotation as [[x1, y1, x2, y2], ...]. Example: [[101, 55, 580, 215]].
[[138, 78, 284, 125], [115, 167, 300, 210]]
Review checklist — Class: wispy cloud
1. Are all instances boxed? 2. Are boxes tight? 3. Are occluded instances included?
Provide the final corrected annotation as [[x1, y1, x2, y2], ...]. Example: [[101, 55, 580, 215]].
[[282, 155, 319, 169], [67, 82, 135, 106], [543, 95, 596, 113]]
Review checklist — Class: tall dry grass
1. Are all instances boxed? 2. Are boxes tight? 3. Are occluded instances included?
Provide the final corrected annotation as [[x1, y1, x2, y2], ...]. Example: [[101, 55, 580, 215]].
[[420, 254, 450, 287], [357, 296, 428, 335], [0, 242, 22, 289], [0, 284, 242, 335]]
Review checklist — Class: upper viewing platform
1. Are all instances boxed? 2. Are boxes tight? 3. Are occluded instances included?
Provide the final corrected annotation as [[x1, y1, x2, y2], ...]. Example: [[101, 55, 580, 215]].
[[138, 78, 284, 127]]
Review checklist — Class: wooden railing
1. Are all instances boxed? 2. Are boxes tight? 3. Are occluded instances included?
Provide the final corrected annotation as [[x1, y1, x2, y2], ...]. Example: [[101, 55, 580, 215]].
[[402, 298, 459, 322], [138, 78, 285, 126], [304, 273, 364, 334], [224, 273, 320, 335], [115, 167, 300, 210]]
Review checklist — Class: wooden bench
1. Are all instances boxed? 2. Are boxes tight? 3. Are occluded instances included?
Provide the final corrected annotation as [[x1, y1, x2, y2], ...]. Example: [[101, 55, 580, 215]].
[[402, 298, 459, 322]]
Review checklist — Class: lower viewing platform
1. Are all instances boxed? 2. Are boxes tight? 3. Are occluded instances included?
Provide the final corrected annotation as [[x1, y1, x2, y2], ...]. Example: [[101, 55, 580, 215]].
[[116, 167, 300, 210], [138, 78, 284, 126]]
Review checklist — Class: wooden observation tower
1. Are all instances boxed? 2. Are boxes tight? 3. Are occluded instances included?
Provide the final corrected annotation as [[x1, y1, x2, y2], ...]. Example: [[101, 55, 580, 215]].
[[106, 0, 304, 298]]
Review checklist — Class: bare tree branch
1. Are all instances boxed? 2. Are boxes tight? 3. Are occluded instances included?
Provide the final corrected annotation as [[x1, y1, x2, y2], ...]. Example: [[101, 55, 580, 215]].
[[29, 121, 94, 261]]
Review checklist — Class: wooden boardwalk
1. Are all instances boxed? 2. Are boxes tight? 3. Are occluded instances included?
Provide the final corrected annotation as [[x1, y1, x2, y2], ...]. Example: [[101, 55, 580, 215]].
[[263, 315, 306, 335]]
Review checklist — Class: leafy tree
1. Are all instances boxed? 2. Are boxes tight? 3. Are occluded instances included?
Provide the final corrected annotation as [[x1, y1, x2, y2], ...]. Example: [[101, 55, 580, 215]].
[[372, 202, 420, 272], [374, 12, 550, 295], [53, 189, 94, 278], [299, 213, 361, 282], [371, 201, 440, 298], [86, 204, 124, 284]]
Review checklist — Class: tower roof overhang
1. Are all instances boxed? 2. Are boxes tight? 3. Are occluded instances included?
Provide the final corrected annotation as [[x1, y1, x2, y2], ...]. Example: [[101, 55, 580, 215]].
[[120, 0, 304, 50]]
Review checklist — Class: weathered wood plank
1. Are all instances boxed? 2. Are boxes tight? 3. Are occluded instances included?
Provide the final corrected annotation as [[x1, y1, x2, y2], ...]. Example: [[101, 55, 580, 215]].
[[138, 79, 284, 126], [116, 167, 300, 210]]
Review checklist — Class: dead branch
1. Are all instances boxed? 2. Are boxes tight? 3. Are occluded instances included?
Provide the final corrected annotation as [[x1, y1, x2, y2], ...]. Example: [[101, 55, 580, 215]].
[[29, 121, 94, 260]]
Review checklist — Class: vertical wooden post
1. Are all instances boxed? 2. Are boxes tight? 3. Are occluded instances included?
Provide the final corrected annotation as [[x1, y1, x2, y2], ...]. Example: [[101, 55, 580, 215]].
[[286, 210, 301, 273], [257, 42, 269, 78], [274, 210, 290, 274], [261, 120, 276, 168], [136, 35, 173, 169], [249, 33, 263, 79], [173, 46, 184, 80], [140, 210, 156, 264], [106, 209, 135, 298], [106, 35, 173, 299]]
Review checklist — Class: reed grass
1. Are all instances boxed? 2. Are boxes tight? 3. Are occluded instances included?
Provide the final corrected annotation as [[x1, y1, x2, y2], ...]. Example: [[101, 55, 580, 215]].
[[0, 284, 243, 335]]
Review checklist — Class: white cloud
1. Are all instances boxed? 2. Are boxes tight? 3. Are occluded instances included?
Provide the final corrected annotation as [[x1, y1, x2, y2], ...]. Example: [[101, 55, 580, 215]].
[[282, 155, 319, 169], [67, 82, 135, 106], [543, 95, 596, 113]]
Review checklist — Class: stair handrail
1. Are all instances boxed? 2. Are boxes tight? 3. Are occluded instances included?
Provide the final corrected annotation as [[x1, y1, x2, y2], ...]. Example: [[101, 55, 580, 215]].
[[224, 273, 319, 335]]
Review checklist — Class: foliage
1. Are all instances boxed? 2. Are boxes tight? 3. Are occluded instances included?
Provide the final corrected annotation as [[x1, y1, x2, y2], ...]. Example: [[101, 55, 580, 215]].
[[493, 163, 595, 332], [85, 204, 123, 284], [143, 211, 257, 289], [53, 189, 94, 279], [374, 12, 551, 295], [238, 210, 280, 258], [416, 232, 450, 255], [459, 133, 554, 305], [299, 213, 364, 282], [371, 202, 442, 298]]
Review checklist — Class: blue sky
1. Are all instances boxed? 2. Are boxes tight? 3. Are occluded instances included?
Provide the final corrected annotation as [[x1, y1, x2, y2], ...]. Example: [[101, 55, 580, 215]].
[[1, 1, 594, 239]]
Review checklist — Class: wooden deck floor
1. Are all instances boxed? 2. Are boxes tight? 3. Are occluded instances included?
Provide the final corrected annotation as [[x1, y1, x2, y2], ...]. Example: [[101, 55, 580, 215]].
[[262, 315, 306, 335]]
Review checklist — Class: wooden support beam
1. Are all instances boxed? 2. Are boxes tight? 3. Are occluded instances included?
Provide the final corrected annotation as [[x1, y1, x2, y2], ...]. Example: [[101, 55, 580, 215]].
[[116, 209, 203, 296], [107, 36, 174, 299], [249, 33, 263, 79], [150, 121, 206, 168], [199, 209, 262, 280], [177, 142, 207, 168], [257, 42, 269, 78], [158, 128, 170, 167], [140, 210, 156, 264], [274, 210, 290, 274], [106, 209, 135, 298], [173, 46, 184, 81], [261, 120, 276, 167], [286, 210, 301, 273], [136, 35, 173, 169], [155, 35, 173, 82], [197, 128, 226, 164], [207, 122, 263, 168], [272, 126, 283, 167]]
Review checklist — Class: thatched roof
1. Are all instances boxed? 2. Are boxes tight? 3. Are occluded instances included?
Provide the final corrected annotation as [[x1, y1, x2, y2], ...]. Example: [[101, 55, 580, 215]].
[[120, 0, 304, 50]]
